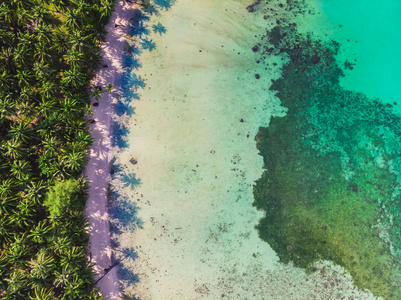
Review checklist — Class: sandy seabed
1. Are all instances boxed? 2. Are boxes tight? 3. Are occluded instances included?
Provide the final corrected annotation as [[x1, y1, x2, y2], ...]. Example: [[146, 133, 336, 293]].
[[111, 0, 380, 299]]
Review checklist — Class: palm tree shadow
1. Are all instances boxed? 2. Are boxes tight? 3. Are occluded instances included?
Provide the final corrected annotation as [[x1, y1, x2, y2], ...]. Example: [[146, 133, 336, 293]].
[[129, 9, 150, 37], [154, 0, 176, 10], [111, 122, 129, 149], [122, 173, 141, 189], [114, 100, 135, 117], [140, 38, 156, 51], [152, 23, 167, 35]]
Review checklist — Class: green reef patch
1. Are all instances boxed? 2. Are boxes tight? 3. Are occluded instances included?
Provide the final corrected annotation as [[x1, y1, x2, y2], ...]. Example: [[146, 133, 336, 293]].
[[253, 23, 401, 298]]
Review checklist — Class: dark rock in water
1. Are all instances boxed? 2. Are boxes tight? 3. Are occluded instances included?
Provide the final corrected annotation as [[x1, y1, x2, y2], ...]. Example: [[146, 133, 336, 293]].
[[311, 54, 320, 64], [257, 127, 263, 137], [252, 45, 259, 52], [246, 0, 261, 12], [93, 102, 99, 107], [130, 158, 138, 165], [240, 118, 244, 123], [255, 74, 260, 79]]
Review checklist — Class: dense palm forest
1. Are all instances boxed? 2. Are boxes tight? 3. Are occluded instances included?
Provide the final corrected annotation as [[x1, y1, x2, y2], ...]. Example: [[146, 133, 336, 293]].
[[0, 0, 114, 298]]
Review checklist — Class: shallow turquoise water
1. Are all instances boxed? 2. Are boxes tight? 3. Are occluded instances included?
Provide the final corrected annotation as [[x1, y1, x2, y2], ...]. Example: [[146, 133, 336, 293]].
[[110, 0, 401, 298], [320, 0, 401, 106], [253, 0, 401, 298]]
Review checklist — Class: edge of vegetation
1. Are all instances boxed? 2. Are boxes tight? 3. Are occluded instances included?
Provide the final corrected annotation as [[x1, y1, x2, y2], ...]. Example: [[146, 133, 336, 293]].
[[0, 0, 114, 298]]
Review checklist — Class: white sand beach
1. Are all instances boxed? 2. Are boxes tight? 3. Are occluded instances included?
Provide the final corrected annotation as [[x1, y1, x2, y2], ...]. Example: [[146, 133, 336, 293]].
[[111, 0, 379, 299], [83, 1, 138, 299]]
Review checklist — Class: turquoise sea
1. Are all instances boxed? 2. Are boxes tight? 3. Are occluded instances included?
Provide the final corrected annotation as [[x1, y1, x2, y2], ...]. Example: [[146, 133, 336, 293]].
[[109, 0, 401, 298]]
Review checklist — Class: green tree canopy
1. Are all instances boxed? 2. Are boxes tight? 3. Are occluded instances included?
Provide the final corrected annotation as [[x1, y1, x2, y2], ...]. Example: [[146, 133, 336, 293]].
[[43, 179, 80, 218]]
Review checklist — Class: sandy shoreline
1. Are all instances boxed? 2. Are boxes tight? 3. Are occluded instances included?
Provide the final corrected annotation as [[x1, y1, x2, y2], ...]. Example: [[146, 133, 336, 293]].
[[83, 1, 137, 299]]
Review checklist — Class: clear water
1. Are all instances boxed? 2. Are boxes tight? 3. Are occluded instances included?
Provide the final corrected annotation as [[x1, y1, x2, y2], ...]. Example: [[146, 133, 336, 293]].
[[108, 0, 401, 299], [301, 0, 401, 107]]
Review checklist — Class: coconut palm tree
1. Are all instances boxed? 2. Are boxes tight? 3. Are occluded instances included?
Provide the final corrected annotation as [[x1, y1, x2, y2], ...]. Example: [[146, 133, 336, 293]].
[[35, 25, 53, 45], [39, 81, 58, 99], [32, 6, 53, 25], [34, 43, 52, 63], [0, 70, 13, 92], [98, 0, 114, 22], [24, 180, 47, 205], [16, 69, 33, 88], [0, 96, 20, 121], [0, 178, 16, 199], [9, 122, 35, 143], [0, 47, 15, 73], [91, 86, 103, 101], [69, 31, 91, 53], [29, 287, 55, 300], [64, 150, 86, 173], [13, 45, 31, 68], [63, 48, 84, 67], [64, 8, 82, 30], [29, 249, 54, 283], [61, 67, 85, 90], [10, 159, 32, 181], [28, 220, 50, 244], [4, 268, 30, 299], [1, 139, 26, 159]]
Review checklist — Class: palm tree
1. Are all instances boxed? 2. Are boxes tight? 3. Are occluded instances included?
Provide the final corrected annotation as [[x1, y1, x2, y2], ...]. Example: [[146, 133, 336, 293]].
[[98, 0, 114, 22], [0, 216, 13, 245], [0, 96, 20, 121], [63, 48, 83, 67], [29, 249, 54, 283], [13, 45, 30, 68], [91, 86, 103, 100], [53, 236, 72, 254], [39, 81, 57, 99], [0, 47, 15, 73], [17, 100, 36, 121], [0, 178, 16, 199], [64, 8, 82, 30], [20, 87, 41, 104], [32, 61, 52, 81], [1, 139, 26, 159], [61, 67, 85, 89], [35, 25, 53, 45], [24, 180, 47, 205], [28, 220, 50, 244], [32, 6, 53, 25], [9, 122, 36, 143], [29, 287, 55, 300], [73, 131, 93, 147], [64, 150, 86, 173], [16, 69, 33, 88], [0, 70, 13, 92], [37, 98, 57, 118], [106, 83, 113, 93], [4, 269, 30, 299], [60, 97, 81, 118], [10, 159, 32, 181], [0, 196, 15, 218], [69, 31, 91, 53], [34, 42, 51, 63], [8, 209, 32, 228]]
